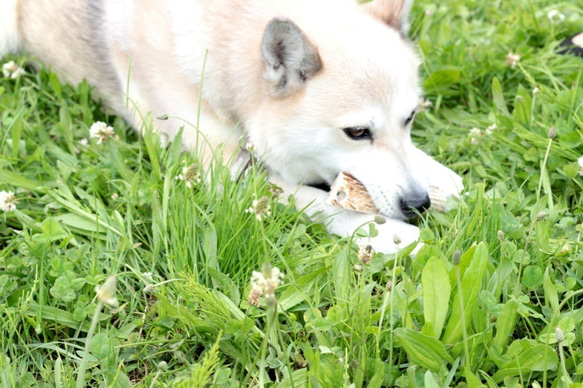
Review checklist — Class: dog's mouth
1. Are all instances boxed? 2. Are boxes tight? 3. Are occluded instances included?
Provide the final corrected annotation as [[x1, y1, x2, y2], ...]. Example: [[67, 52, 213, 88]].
[[318, 171, 436, 221], [307, 181, 331, 192]]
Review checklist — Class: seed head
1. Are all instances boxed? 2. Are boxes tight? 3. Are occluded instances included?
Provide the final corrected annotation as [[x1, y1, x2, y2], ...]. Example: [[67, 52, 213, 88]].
[[505, 52, 521, 69], [176, 162, 201, 188], [246, 195, 271, 221], [452, 249, 461, 266], [547, 10, 565, 23], [548, 126, 556, 139], [248, 288, 261, 307], [358, 244, 373, 265], [393, 235, 402, 245], [374, 215, 386, 225], [96, 276, 118, 308]]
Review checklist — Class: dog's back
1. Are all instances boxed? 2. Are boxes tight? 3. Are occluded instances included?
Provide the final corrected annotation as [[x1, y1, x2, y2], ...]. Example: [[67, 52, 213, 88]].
[[1, 0, 125, 115]]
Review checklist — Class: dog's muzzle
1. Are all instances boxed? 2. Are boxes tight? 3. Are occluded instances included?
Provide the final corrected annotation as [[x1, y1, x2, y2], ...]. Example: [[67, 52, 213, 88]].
[[399, 192, 431, 219]]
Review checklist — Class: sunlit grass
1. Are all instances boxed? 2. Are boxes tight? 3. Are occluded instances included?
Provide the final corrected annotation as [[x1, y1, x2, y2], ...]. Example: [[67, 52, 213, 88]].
[[1, 0, 582, 386]]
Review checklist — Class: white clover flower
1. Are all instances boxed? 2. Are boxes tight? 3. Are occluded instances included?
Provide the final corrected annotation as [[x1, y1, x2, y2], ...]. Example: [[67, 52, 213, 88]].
[[547, 10, 565, 23], [0, 191, 18, 212], [176, 162, 201, 188], [578, 156, 583, 176], [418, 98, 433, 112], [245, 142, 257, 153], [506, 52, 521, 69], [2, 61, 25, 79], [485, 124, 497, 135], [95, 276, 118, 308], [469, 127, 483, 145], [89, 121, 117, 144], [245, 195, 271, 221], [249, 263, 284, 306], [75, 138, 89, 154], [143, 272, 154, 283]]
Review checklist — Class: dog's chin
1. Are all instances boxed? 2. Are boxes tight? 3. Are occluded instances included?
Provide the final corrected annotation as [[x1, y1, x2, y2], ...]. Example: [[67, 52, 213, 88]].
[[379, 209, 411, 222]]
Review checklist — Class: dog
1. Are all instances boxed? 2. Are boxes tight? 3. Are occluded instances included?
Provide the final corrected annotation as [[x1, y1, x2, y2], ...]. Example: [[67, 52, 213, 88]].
[[0, 0, 462, 253]]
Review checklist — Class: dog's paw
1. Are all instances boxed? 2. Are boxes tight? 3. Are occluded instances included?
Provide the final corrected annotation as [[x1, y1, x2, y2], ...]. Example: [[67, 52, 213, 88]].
[[411, 147, 463, 212]]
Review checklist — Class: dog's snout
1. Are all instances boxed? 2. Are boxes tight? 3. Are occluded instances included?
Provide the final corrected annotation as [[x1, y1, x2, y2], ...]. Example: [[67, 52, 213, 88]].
[[400, 192, 431, 218]]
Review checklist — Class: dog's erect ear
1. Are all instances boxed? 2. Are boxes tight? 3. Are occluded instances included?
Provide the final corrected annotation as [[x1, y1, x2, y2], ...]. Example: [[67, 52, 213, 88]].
[[363, 0, 413, 36], [261, 18, 322, 95]]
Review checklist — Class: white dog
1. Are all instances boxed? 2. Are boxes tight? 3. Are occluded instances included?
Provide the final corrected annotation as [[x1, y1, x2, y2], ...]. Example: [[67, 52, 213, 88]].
[[0, 0, 462, 253]]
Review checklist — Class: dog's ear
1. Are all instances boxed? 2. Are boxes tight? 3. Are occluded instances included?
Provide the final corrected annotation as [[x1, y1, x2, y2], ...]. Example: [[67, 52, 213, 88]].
[[363, 0, 413, 36], [261, 18, 322, 95]]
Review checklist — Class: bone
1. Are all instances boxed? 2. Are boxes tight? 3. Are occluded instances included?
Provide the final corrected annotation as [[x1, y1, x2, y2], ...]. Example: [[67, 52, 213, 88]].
[[326, 172, 450, 214], [325, 172, 378, 214]]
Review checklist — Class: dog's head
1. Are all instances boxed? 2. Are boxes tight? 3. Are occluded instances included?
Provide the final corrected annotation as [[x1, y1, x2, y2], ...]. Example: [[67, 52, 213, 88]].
[[247, 0, 431, 220]]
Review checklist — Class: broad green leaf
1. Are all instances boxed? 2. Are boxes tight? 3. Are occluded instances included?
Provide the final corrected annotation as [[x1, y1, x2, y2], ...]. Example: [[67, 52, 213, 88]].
[[0, 169, 41, 191], [424, 370, 440, 388], [10, 109, 24, 159], [277, 268, 325, 311], [48, 72, 62, 98], [395, 328, 454, 372], [511, 85, 532, 124], [443, 242, 489, 345], [333, 247, 351, 301], [492, 299, 519, 350], [422, 257, 451, 339], [103, 366, 131, 388], [493, 344, 558, 382], [464, 367, 483, 388], [543, 267, 559, 313], [41, 218, 69, 241], [90, 333, 113, 360], [423, 67, 461, 95], [492, 77, 509, 115], [521, 265, 543, 288], [367, 359, 385, 388], [24, 302, 99, 332]]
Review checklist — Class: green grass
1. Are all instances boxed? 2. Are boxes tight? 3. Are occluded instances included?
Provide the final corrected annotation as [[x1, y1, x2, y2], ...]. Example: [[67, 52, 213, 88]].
[[1, 0, 582, 386]]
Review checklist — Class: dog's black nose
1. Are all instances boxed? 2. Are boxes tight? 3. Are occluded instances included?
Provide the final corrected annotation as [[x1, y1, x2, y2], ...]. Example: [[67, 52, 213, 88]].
[[400, 193, 431, 218]]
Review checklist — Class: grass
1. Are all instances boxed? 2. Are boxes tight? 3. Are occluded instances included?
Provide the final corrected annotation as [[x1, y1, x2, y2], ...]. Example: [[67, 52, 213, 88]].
[[0, 0, 582, 386]]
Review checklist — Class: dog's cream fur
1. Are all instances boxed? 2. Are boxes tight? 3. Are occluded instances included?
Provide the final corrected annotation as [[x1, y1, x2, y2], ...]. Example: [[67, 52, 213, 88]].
[[1, 0, 462, 253]]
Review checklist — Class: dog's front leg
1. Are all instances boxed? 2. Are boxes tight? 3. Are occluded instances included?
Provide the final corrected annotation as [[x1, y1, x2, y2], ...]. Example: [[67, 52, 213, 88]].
[[410, 147, 464, 205], [269, 174, 420, 253]]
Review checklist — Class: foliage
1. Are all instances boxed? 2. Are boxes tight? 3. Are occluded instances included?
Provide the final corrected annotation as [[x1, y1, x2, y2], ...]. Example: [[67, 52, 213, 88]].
[[0, 0, 582, 386]]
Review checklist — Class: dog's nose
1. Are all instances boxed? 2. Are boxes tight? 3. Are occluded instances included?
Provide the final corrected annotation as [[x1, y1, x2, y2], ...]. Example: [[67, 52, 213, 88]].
[[400, 192, 431, 218]]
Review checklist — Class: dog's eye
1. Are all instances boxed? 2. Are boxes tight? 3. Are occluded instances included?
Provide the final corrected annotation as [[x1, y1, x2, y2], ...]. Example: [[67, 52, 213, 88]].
[[405, 110, 416, 126], [343, 127, 372, 140]]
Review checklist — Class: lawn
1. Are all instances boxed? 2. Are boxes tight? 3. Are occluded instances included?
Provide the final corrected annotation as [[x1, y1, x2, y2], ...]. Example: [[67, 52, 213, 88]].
[[1, 0, 582, 386]]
